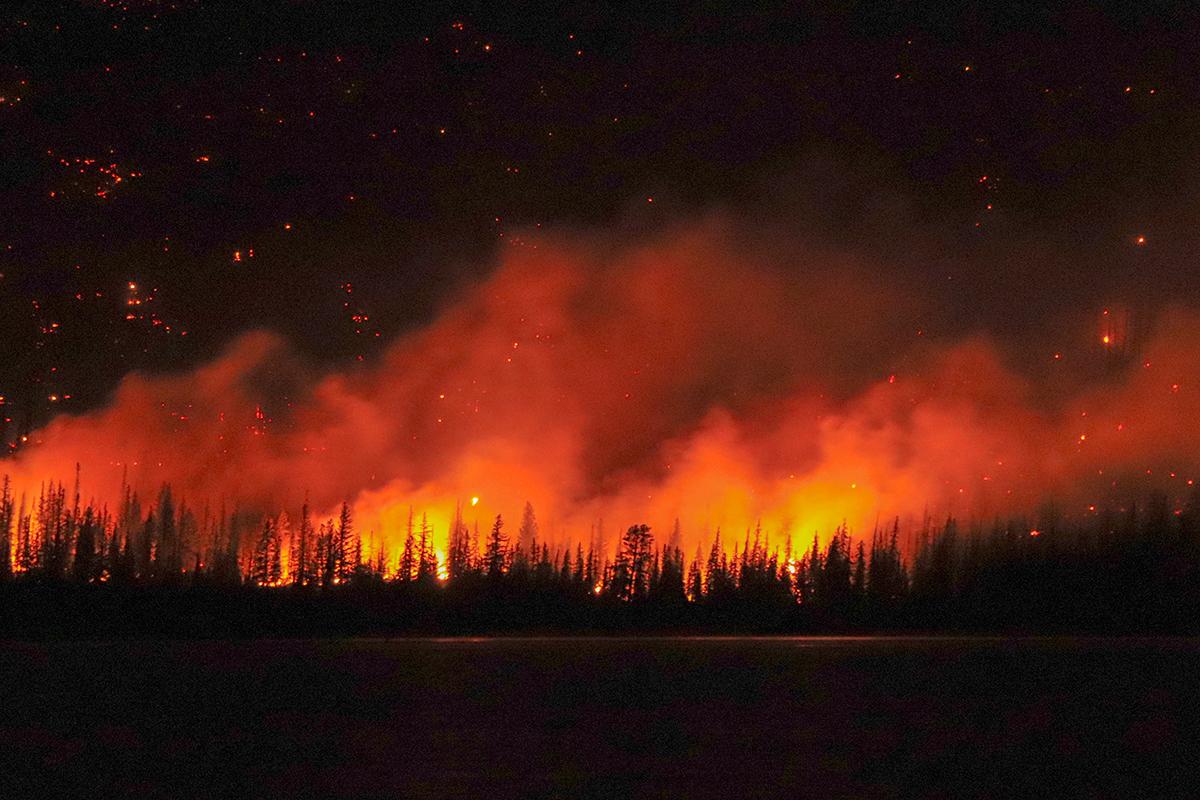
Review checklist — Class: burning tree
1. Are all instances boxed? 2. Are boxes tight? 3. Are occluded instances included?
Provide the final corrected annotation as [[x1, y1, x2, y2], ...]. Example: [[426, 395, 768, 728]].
[[251, 517, 282, 586]]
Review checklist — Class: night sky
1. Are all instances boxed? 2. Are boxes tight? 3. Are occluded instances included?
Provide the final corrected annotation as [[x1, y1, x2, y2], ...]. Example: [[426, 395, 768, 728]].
[[3, 1, 1200, 440], [8, 10, 1200, 790]]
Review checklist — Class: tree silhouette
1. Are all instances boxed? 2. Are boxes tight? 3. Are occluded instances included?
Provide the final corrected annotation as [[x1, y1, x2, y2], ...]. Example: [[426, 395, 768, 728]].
[[1, 464, 1200, 636], [485, 514, 507, 579], [334, 501, 356, 582], [71, 507, 97, 583], [612, 524, 653, 601], [416, 513, 437, 585], [398, 506, 416, 583], [0, 475, 12, 582], [447, 502, 475, 580], [518, 501, 539, 556], [252, 517, 282, 586]]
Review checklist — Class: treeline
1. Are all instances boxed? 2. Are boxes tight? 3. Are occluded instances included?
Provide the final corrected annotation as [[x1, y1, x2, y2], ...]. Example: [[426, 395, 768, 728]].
[[1, 474, 1199, 636]]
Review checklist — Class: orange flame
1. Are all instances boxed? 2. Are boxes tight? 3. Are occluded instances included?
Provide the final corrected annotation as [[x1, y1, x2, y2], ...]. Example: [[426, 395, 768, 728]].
[[7, 222, 1200, 558]]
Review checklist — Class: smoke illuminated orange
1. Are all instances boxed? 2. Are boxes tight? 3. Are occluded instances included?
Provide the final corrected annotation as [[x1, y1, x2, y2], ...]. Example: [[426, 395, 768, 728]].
[[6, 220, 1200, 568]]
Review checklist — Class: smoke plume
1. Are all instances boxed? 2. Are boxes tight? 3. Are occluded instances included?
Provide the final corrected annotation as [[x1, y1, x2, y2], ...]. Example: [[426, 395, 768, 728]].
[[9, 214, 1200, 555]]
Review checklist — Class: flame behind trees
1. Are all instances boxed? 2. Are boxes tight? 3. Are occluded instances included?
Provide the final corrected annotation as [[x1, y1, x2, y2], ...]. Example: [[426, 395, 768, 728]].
[[2, 480, 1199, 634], [5, 221, 1200, 593]]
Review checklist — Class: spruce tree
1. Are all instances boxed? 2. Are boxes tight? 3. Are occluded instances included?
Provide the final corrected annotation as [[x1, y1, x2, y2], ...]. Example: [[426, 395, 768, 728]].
[[485, 514, 507, 578]]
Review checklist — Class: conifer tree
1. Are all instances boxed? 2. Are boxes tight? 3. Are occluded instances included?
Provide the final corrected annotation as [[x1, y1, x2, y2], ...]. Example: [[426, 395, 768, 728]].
[[613, 524, 653, 601], [335, 501, 355, 581], [485, 514, 507, 578], [447, 502, 474, 580], [573, 543, 586, 586], [0, 476, 12, 582], [252, 517, 282, 586], [156, 485, 179, 578], [560, 549, 572, 583], [517, 501, 539, 555], [852, 541, 867, 604], [320, 520, 336, 588], [72, 507, 97, 583], [295, 500, 315, 586], [416, 513, 437, 584], [399, 507, 416, 583]]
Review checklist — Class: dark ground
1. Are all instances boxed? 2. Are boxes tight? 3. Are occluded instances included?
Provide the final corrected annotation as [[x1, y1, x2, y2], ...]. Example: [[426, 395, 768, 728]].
[[1, 637, 1197, 798]]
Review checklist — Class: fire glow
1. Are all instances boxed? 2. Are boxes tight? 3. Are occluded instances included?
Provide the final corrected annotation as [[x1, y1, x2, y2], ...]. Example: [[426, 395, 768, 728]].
[[5, 221, 1200, 567]]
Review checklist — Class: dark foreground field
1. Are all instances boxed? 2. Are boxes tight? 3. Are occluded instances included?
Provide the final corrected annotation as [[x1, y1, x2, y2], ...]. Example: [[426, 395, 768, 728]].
[[1, 637, 1197, 798]]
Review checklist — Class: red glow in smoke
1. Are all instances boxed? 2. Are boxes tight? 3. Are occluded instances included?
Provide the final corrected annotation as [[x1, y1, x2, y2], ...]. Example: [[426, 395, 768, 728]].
[[8, 220, 1200, 561]]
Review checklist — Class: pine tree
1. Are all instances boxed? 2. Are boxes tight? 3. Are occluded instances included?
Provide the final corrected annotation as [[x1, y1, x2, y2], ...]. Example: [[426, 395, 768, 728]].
[[252, 517, 282, 585], [295, 499, 315, 586], [276, 510, 292, 582], [72, 507, 97, 583], [156, 485, 179, 578], [573, 543, 586, 586], [320, 520, 336, 588], [416, 513, 437, 584], [613, 524, 653, 601], [373, 536, 388, 577], [137, 512, 155, 580], [106, 522, 124, 584], [447, 502, 474, 580], [518, 501, 539, 554], [686, 550, 703, 601], [704, 530, 722, 597], [485, 514, 507, 578], [335, 501, 355, 581], [535, 542, 554, 583], [653, 545, 686, 604], [867, 518, 908, 611], [399, 507, 416, 583], [852, 541, 867, 607], [0, 476, 12, 581], [817, 525, 853, 610], [15, 492, 31, 573]]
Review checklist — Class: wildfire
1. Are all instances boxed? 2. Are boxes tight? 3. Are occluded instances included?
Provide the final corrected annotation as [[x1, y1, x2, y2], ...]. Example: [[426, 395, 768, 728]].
[[5, 225, 1200, 563]]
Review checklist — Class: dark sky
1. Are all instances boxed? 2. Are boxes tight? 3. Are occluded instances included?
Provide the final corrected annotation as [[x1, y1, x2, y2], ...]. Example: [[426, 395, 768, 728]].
[[3, 0, 1200, 439]]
